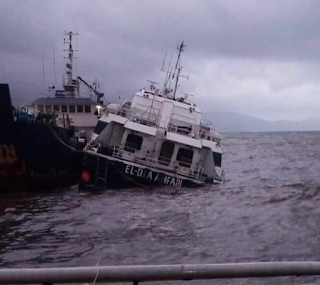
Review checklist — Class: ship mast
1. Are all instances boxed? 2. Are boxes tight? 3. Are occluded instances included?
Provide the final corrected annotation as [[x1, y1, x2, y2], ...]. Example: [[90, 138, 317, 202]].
[[173, 41, 186, 99], [161, 42, 188, 99], [63, 31, 79, 97]]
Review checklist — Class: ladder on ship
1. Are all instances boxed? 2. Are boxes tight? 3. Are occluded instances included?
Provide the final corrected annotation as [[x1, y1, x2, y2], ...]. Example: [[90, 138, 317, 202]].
[[95, 157, 108, 188]]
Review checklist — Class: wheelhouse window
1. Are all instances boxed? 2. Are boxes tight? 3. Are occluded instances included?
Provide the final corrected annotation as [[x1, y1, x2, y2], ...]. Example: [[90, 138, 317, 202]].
[[176, 148, 193, 167], [85, 105, 91, 113], [77, 105, 83, 113], [94, 121, 108, 134], [61, 105, 67, 113], [124, 134, 143, 153], [213, 152, 222, 167], [69, 105, 75, 113], [37, 105, 44, 111], [53, 105, 59, 112], [45, 105, 51, 112]]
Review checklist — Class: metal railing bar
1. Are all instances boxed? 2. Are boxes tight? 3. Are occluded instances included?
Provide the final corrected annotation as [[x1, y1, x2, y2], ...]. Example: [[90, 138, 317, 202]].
[[2, 262, 320, 284]]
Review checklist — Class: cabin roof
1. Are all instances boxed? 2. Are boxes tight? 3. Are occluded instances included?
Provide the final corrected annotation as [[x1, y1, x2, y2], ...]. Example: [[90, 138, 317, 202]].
[[134, 90, 202, 113], [32, 97, 96, 106]]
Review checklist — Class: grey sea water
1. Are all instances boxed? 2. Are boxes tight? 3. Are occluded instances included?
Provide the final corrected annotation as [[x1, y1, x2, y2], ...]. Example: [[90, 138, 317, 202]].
[[1, 132, 320, 285]]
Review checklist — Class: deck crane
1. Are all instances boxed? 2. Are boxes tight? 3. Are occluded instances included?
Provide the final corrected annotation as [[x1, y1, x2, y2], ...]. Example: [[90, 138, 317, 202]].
[[77, 76, 104, 104]]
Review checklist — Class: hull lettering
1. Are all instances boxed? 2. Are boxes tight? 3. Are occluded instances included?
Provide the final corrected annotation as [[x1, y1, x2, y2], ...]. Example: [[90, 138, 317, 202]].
[[123, 163, 184, 188], [125, 164, 130, 174]]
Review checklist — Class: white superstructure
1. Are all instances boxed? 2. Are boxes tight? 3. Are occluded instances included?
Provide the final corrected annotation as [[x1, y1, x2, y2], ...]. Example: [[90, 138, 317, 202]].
[[84, 42, 224, 186]]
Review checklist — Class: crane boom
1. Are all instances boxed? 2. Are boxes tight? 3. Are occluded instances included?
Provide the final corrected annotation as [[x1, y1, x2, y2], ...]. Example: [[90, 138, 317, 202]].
[[77, 76, 104, 103]]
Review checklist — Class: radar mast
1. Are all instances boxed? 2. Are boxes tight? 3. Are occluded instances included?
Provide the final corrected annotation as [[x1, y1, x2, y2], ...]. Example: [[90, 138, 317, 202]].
[[63, 31, 79, 97], [161, 41, 189, 99]]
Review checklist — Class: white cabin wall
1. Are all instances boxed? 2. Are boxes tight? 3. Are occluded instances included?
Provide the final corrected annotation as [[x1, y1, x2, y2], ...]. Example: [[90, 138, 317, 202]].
[[202, 147, 215, 178], [171, 105, 201, 125], [131, 94, 163, 125], [192, 148, 201, 168], [131, 94, 162, 113], [170, 143, 180, 165], [202, 139, 222, 154], [120, 129, 131, 145], [153, 138, 164, 156], [159, 101, 174, 128], [68, 113, 98, 128], [109, 124, 125, 146], [120, 128, 157, 154], [97, 122, 114, 145], [131, 92, 202, 129], [140, 135, 156, 154], [152, 130, 165, 155]]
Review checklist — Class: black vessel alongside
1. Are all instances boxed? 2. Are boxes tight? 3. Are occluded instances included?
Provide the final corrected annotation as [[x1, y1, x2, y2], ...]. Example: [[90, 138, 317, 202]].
[[0, 31, 107, 191], [0, 84, 83, 190]]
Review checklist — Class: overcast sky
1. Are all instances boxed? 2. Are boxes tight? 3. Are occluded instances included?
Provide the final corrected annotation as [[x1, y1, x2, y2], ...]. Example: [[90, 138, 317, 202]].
[[2, 0, 320, 121]]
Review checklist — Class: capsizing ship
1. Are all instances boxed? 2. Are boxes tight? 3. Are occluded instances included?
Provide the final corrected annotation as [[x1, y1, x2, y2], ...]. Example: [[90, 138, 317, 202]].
[[80, 42, 224, 190]]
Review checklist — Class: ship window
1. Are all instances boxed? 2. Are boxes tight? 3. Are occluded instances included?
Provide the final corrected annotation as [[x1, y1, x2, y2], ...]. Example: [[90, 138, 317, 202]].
[[158, 141, 174, 166], [61, 105, 67, 112], [85, 105, 91, 113], [94, 121, 108, 134], [53, 105, 59, 111], [213, 152, 222, 167], [69, 105, 75, 113], [176, 148, 193, 167], [45, 105, 51, 112], [77, 105, 84, 113], [38, 105, 44, 111], [124, 134, 143, 152]]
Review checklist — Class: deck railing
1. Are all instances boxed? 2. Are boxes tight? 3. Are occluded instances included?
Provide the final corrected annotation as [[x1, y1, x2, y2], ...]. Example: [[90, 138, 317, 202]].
[[2, 262, 320, 284], [109, 105, 161, 127], [112, 145, 202, 180], [167, 118, 200, 139], [200, 127, 221, 144], [167, 118, 220, 144]]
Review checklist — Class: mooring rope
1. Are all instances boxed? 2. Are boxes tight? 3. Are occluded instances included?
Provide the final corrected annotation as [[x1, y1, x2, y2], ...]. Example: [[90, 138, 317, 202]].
[[92, 257, 101, 284]]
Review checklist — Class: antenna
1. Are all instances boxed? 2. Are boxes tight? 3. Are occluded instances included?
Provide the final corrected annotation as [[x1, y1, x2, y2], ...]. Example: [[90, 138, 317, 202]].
[[161, 50, 167, 71], [74, 19, 79, 51], [63, 30, 79, 86], [162, 52, 173, 95], [160, 42, 189, 98], [53, 38, 56, 86], [147, 80, 159, 91], [62, 30, 80, 97], [42, 54, 45, 82], [173, 41, 187, 99]]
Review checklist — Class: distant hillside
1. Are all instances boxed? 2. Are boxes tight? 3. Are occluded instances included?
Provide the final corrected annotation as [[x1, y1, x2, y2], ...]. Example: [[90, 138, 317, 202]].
[[202, 111, 320, 132]]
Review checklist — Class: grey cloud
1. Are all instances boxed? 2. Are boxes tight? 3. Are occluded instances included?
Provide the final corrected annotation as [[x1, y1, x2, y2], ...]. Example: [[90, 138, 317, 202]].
[[2, 0, 320, 121]]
